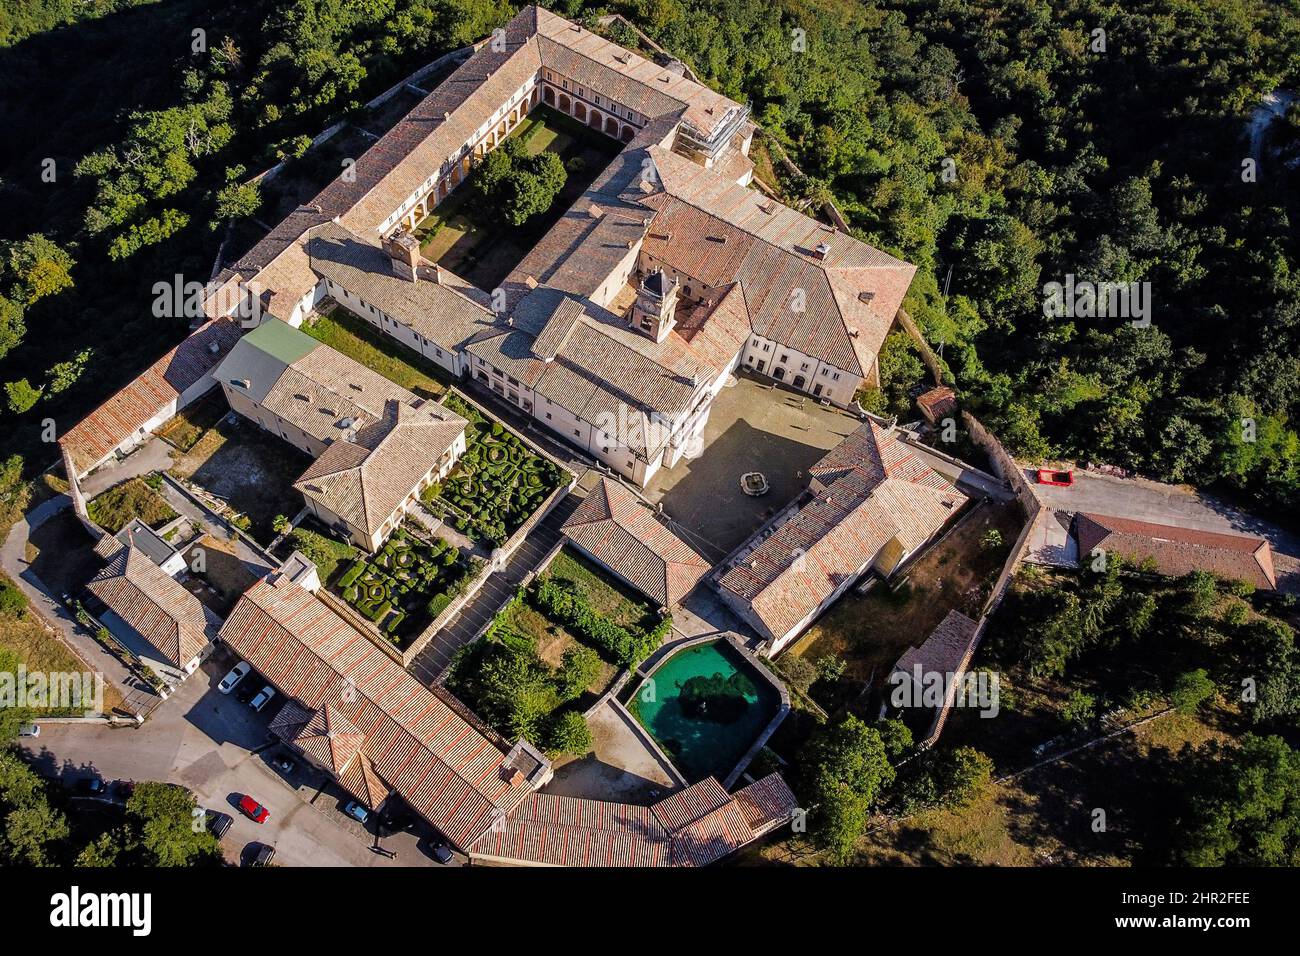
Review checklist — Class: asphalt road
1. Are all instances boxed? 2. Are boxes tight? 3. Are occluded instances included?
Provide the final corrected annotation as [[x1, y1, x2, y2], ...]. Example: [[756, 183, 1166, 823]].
[[20, 649, 451, 867]]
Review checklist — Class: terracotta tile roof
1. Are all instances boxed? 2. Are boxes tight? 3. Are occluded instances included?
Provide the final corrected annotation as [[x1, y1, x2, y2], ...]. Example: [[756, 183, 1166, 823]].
[[60, 318, 242, 476], [288, 704, 366, 775], [895, 609, 981, 678], [562, 477, 709, 606], [917, 386, 957, 421], [533, 7, 742, 139], [733, 773, 798, 834], [717, 422, 965, 640], [294, 400, 466, 536], [86, 546, 210, 668], [1074, 513, 1277, 589], [219, 574, 535, 849], [645, 147, 915, 376], [469, 773, 793, 867]]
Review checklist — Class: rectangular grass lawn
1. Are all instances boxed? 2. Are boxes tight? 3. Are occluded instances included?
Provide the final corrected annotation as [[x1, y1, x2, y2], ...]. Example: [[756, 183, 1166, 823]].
[[303, 305, 450, 398]]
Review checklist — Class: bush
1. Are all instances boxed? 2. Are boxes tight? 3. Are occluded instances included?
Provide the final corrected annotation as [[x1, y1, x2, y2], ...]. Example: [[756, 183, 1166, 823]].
[[531, 578, 659, 667], [544, 710, 593, 757], [0, 578, 27, 617]]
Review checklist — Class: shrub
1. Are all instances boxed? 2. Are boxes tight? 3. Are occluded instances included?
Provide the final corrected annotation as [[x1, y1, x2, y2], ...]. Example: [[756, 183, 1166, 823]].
[[544, 710, 593, 757], [427, 593, 452, 619]]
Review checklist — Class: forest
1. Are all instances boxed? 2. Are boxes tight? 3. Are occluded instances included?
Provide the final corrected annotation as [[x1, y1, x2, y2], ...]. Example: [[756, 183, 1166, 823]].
[[0, 0, 1298, 526]]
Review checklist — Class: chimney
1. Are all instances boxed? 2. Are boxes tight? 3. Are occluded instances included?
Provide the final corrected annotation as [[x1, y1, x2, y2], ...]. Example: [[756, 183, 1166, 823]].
[[813, 241, 831, 261], [383, 230, 421, 282], [432, 264, 443, 285], [589, 203, 604, 219], [524, 275, 538, 290], [858, 291, 875, 304]]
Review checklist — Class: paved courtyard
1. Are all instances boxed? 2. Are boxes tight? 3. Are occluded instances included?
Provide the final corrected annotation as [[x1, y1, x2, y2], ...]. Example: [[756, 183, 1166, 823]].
[[642, 373, 860, 560], [545, 699, 680, 804]]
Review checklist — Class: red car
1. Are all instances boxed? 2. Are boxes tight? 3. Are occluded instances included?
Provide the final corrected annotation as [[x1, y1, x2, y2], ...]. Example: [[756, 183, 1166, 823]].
[[1036, 468, 1074, 487], [238, 794, 270, 824]]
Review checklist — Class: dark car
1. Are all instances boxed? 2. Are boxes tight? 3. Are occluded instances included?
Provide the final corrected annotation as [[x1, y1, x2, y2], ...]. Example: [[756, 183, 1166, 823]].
[[243, 843, 276, 867], [77, 777, 107, 796], [113, 780, 135, 799], [205, 809, 233, 839], [430, 841, 454, 865], [379, 811, 417, 836]]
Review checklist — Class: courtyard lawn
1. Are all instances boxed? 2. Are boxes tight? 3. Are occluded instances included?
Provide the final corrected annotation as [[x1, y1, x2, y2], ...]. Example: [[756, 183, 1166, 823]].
[[304, 305, 450, 398], [279, 518, 358, 584], [784, 497, 1024, 714], [447, 586, 619, 756], [426, 394, 567, 547], [413, 105, 621, 292], [333, 527, 478, 649], [545, 546, 657, 631], [86, 476, 177, 534]]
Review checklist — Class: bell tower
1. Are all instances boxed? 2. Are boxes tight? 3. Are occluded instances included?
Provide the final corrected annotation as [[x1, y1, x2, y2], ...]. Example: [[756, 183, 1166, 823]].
[[631, 268, 679, 343]]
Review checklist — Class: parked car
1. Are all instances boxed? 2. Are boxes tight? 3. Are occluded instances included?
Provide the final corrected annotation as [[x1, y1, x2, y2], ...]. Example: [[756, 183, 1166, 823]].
[[250, 843, 276, 867], [113, 779, 135, 799], [238, 794, 270, 824], [343, 801, 370, 824], [249, 686, 276, 712], [218, 661, 251, 694], [1036, 468, 1074, 487], [272, 754, 296, 774], [17, 722, 39, 738], [430, 841, 454, 865], [380, 811, 417, 835], [77, 777, 107, 796], [205, 809, 233, 839]]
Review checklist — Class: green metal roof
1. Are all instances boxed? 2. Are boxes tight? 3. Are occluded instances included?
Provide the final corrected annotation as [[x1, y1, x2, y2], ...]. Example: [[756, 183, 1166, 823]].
[[243, 319, 319, 365]]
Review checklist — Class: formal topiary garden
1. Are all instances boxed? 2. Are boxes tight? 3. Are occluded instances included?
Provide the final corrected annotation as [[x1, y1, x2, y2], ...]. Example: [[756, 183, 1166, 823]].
[[333, 526, 479, 648], [424, 394, 566, 547]]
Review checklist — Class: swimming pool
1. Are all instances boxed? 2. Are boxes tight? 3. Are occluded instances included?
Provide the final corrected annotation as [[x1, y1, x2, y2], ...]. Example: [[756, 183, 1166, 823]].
[[629, 639, 782, 784]]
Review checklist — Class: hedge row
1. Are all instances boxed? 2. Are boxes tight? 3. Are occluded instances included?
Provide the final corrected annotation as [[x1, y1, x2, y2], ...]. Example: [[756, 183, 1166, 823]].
[[531, 579, 664, 668]]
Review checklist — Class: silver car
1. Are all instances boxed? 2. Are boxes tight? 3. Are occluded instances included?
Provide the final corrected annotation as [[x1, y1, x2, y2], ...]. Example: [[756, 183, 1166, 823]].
[[218, 661, 251, 694]]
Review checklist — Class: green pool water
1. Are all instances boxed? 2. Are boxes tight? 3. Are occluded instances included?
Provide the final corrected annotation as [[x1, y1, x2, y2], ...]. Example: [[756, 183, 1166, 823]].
[[630, 640, 780, 783]]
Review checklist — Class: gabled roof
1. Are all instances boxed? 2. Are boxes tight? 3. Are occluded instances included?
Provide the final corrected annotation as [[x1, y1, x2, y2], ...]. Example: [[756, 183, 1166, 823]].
[[1074, 513, 1277, 590], [304, 222, 499, 354], [643, 147, 915, 376], [293, 399, 466, 536], [469, 773, 795, 867], [214, 320, 415, 447], [60, 317, 242, 476], [717, 422, 966, 640], [86, 546, 209, 668], [219, 574, 536, 849], [562, 477, 710, 606]]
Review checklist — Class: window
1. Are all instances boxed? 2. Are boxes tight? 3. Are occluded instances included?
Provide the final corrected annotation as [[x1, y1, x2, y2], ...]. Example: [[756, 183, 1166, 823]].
[[801, 362, 810, 371], [780, 354, 789, 364], [574, 429, 581, 437], [763, 343, 771, 352], [545, 412, 552, 420], [832, 372, 841, 381]]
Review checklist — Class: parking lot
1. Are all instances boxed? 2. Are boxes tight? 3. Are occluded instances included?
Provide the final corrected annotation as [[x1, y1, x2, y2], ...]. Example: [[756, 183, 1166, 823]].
[[20, 646, 456, 867]]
